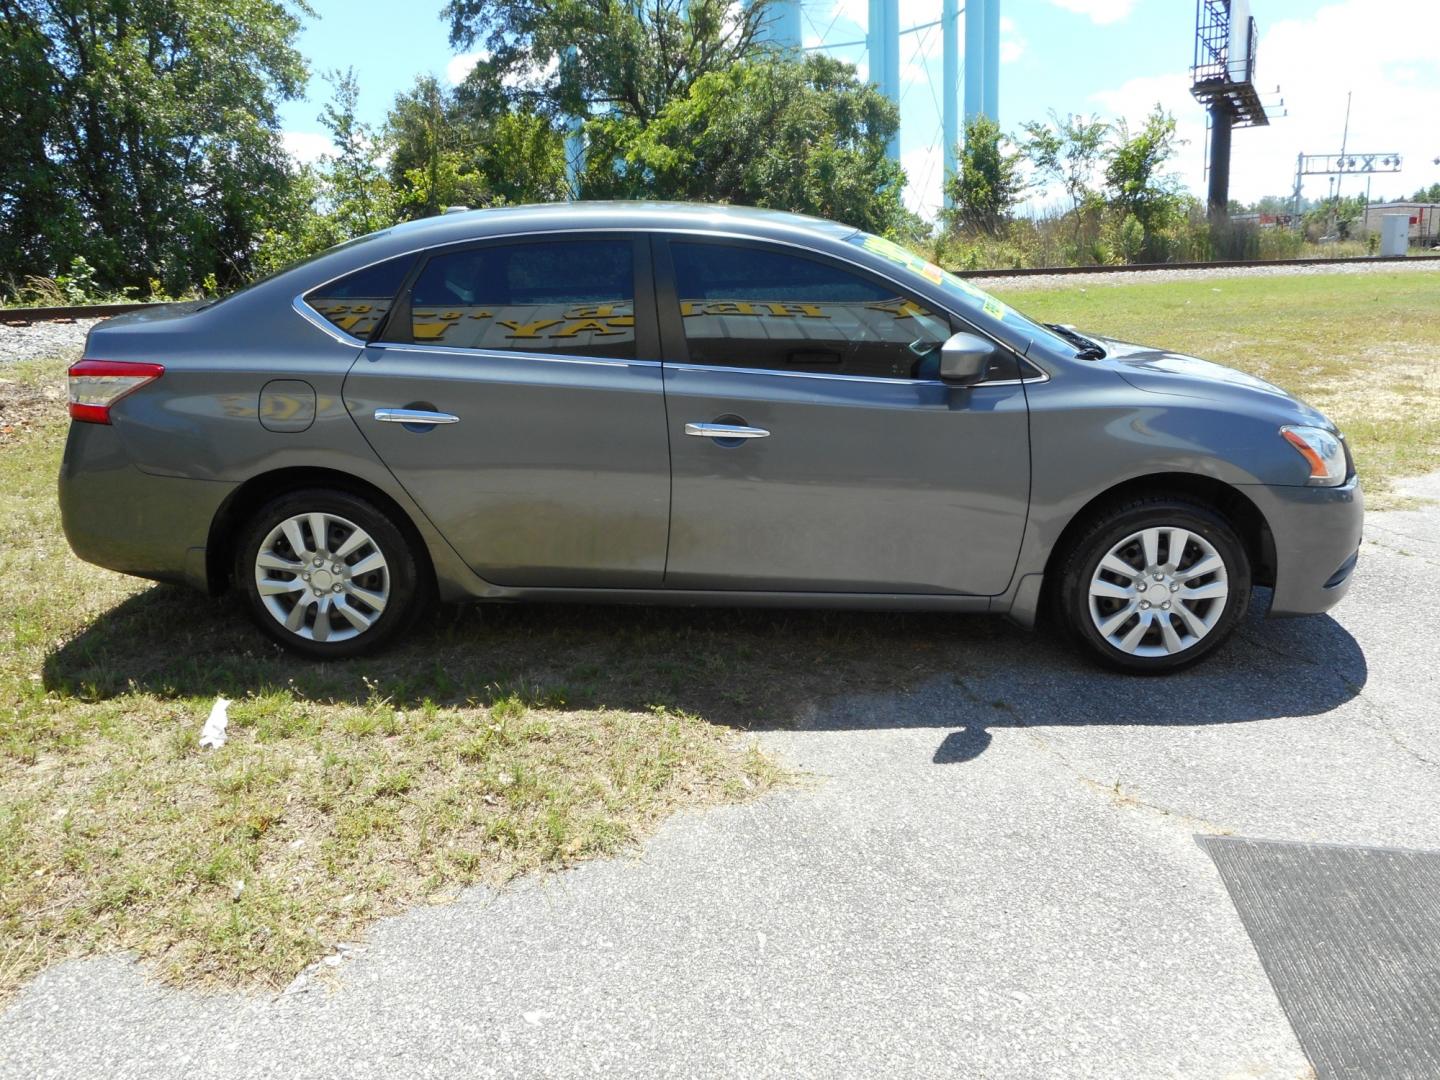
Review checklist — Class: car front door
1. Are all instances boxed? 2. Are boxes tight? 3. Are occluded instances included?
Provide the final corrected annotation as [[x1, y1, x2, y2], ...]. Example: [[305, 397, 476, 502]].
[[656, 236, 1031, 596], [340, 234, 671, 588]]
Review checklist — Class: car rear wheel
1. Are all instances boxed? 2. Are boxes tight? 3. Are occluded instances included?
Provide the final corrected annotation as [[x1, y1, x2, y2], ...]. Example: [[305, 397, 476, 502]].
[[235, 489, 423, 658], [1055, 497, 1251, 674]]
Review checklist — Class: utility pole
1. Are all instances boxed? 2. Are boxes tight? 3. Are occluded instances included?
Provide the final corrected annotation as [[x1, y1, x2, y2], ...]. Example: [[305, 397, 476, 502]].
[[1332, 90, 1352, 237]]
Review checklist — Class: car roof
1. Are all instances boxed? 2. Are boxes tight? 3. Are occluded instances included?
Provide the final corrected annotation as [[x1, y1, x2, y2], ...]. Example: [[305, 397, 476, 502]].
[[383, 200, 860, 246], [234, 201, 866, 312]]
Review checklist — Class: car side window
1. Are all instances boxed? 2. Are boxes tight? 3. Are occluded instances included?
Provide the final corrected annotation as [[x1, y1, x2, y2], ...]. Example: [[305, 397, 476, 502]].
[[399, 239, 637, 360], [668, 241, 952, 379], [303, 254, 414, 339]]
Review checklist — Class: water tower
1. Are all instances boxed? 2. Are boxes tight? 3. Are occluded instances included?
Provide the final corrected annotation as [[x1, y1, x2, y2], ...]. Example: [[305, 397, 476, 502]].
[[750, 0, 1001, 209]]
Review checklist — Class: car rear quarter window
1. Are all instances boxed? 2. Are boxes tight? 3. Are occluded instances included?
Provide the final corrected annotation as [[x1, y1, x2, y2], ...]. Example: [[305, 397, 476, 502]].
[[668, 241, 951, 379], [303, 254, 415, 339], [401, 240, 636, 360]]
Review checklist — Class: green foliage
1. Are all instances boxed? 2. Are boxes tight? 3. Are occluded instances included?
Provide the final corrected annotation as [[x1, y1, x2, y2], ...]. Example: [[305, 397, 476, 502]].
[[1102, 106, 1187, 262], [253, 71, 403, 272], [1020, 111, 1109, 258], [1301, 194, 1369, 241], [942, 115, 1026, 237], [444, 0, 778, 123], [387, 76, 566, 219], [0, 0, 310, 295], [315, 69, 398, 240], [1412, 182, 1440, 203], [582, 54, 919, 241]]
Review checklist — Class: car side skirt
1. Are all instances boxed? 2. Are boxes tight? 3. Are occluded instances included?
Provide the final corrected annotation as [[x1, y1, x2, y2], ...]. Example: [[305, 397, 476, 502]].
[[464, 585, 998, 614]]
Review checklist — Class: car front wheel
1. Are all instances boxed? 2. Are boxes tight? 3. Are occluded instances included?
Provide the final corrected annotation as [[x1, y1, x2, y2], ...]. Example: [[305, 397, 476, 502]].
[[235, 488, 423, 658], [1056, 497, 1252, 674]]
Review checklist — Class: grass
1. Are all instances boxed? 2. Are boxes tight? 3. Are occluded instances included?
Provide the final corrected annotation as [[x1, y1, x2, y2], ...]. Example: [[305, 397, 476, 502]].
[[3, 269, 1438, 1002], [992, 270, 1440, 507]]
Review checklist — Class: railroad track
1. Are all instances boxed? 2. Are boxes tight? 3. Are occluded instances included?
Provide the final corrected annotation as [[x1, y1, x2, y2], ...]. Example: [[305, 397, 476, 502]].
[[5, 252, 1440, 324], [963, 251, 1440, 278]]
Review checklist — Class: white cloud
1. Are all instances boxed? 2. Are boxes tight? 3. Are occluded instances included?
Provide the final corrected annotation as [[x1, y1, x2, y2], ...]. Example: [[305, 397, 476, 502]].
[[446, 52, 483, 86], [281, 130, 332, 165], [1089, 71, 1205, 192], [1000, 16, 1026, 64], [1088, 0, 1440, 205], [1045, 0, 1136, 26]]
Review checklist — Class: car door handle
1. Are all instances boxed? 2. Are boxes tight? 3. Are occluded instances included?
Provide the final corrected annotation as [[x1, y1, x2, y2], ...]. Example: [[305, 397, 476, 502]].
[[374, 408, 460, 425], [684, 422, 770, 440]]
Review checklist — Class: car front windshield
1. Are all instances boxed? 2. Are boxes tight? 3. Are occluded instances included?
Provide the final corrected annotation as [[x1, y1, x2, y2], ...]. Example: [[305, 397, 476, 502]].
[[846, 232, 1080, 357]]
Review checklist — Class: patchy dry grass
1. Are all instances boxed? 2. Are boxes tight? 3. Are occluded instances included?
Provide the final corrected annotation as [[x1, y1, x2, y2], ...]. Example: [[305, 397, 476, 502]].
[[994, 270, 1440, 507]]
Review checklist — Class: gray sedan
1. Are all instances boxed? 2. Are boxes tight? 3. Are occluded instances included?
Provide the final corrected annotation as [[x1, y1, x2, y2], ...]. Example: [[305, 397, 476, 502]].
[[59, 202, 1362, 672]]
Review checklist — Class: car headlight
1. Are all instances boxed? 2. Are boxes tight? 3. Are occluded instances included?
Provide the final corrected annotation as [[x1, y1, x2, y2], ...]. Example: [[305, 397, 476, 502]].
[[1280, 425, 1349, 486]]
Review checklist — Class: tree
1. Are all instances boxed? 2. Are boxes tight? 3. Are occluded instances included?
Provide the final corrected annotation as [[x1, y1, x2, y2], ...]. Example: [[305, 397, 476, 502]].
[[0, 7, 71, 288], [254, 70, 403, 270], [943, 115, 1025, 236], [1020, 111, 1109, 254], [0, 0, 309, 293], [443, 0, 778, 124], [582, 53, 919, 240], [316, 69, 397, 241], [386, 75, 566, 218], [1413, 182, 1440, 203], [1103, 106, 1186, 259], [386, 75, 461, 220]]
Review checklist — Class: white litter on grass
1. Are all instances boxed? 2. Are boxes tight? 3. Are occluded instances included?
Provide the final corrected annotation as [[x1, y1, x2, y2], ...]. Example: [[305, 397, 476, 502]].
[[199, 697, 231, 749]]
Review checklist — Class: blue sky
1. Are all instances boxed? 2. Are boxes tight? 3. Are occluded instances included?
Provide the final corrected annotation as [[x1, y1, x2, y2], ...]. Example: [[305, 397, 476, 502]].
[[278, 0, 1440, 217]]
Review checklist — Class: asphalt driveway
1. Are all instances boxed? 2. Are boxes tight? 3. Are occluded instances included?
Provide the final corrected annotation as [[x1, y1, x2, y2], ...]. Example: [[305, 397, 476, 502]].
[[5, 475, 1439, 1079]]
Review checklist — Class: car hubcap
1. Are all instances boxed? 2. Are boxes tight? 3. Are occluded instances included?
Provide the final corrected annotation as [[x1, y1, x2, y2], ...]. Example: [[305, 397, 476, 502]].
[[253, 512, 389, 643], [1087, 526, 1229, 658]]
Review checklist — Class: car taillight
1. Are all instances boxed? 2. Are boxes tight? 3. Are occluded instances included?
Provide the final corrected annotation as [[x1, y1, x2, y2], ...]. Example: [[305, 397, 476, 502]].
[[67, 360, 165, 424]]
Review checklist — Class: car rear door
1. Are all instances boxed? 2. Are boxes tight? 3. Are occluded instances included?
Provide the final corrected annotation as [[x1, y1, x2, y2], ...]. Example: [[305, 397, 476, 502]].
[[655, 235, 1031, 596], [339, 233, 671, 588]]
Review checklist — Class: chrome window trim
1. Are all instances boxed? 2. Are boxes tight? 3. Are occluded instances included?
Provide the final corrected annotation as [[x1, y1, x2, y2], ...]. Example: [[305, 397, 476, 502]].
[[368, 340, 658, 370], [661, 359, 1049, 388], [292, 294, 369, 347]]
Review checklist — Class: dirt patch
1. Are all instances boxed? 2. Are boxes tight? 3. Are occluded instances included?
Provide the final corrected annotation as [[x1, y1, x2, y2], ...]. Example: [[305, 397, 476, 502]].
[[0, 374, 66, 446]]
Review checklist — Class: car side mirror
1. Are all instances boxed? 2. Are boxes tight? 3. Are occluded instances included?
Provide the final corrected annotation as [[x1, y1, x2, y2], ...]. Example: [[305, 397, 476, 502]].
[[938, 331, 997, 386]]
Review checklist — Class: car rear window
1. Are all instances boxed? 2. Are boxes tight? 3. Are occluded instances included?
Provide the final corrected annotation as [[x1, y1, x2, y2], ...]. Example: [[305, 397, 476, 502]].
[[398, 240, 636, 360], [304, 255, 416, 339]]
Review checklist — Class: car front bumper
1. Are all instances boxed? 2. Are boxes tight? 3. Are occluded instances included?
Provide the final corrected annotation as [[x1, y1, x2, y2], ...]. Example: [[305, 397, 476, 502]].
[[59, 422, 236, 591], [1247, 476, 1364, 617]]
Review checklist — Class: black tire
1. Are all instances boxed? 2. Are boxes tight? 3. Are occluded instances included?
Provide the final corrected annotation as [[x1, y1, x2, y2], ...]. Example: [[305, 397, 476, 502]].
[[234, 488, 426, 659], [1054, 496, 1252, 674]]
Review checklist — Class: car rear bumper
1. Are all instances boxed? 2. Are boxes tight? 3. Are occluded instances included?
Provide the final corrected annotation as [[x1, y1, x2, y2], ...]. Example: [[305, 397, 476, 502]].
[[59, 422, 235, 591], [1247, 477, 1364, 617]]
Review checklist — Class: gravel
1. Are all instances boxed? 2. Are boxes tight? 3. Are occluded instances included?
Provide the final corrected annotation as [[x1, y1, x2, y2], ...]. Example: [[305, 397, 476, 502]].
[[979, 256, 1440, 292], [0, 319, 99, 366]]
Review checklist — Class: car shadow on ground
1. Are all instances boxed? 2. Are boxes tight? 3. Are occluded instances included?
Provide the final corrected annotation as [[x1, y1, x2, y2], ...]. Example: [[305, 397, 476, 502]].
[[44, 584, 1365, 762]]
